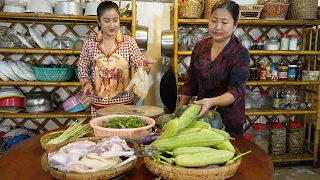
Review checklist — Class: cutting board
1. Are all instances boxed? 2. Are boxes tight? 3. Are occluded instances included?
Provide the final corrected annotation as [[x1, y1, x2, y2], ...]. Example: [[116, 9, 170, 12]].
[[97, 105, 165, 119]]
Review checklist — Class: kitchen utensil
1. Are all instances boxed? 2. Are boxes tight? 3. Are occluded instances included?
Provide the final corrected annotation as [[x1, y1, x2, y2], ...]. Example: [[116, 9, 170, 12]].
[[112, 90, 129, 99], [0, 106, 24, 113], [62, 93, 82, 112], [84, 2, 100, 16], [160, 65, 177, 113], [178, 56, 191, 75], [161, 30, 174, 57], [51, 36, 75, 49], [23, 91, 53, 107], [78, 94, 91, 106], [0, 97, 24, 107], [55, 1, 83, 15], [135, 25, 148, 51], [24, 0, 53, 14], [120, 3, 130, 17], [24, 103, 54, 113], [16, 60, 37, 81], [0, 88, 24, 98], [68, 103, 90, 112], [28, 26, 50, 48], [0, 60, 21, 81], [3, 2, 26, 13], [33, 66, 74, 81], [16, 32, 35, 48], [0, 71, 9, 81], [8, 60, 29, 80], [97, 105, 164, 119]]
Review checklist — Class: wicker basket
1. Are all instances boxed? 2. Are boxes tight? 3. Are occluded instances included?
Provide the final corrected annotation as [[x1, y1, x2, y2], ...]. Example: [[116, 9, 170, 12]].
[[41, 137, 138, 180], [204, 0, 220, 19], [89, 115, 155, 142], [33, 66, 74, 81], [239, 5, 264, 20], [287, 0, 318, 20], [179, 1, 203, 19], [144, 147, 242, 180], [260, 2, 289, 20]]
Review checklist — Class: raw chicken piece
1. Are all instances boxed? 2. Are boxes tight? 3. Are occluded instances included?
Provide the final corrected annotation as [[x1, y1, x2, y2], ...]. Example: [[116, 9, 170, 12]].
[[48, 151, 68, 166], [88, 136, 131, 154], [60, 141, 96, 155], [125, 66, 149, 100]]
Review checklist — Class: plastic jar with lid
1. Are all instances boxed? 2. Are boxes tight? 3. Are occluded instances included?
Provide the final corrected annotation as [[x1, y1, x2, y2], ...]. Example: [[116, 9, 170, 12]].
[[280, 34, 289, 50], [286, 121, 304, 154], [251, 91, 261, 108], [278, 66, 288, 80], [268, 118, 286, 155], [253, 39, 264, 50], [289, 34, 298, 50], [252, 123, 269, 152], [288, 65, 297, 81]]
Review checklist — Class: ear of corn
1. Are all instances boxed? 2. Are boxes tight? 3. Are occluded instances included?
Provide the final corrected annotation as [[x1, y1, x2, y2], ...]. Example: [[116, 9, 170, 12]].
[[175, 149, 234, 167], [151, 118, 179, 144], [186, 121, 211, 129], [211, 128, 230, 139], [172, 147, 215, 157], [177, 104, 201, 130], [151, 129, 226, 151], [213, 140, 235, 154]]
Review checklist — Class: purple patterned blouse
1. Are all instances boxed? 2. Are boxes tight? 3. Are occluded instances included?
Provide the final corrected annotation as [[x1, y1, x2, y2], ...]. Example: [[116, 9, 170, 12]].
[[182, 37, 250, 131]]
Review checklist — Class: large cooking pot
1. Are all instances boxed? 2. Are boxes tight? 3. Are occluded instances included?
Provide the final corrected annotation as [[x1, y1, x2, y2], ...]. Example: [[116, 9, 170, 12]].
[[84, 2, 99, 16], [54, 1, 82, 15], [3, 2, 26, 13], [135, 25, 148, 51], [161, 30, 174, 57], [24, 0, 52, 14]]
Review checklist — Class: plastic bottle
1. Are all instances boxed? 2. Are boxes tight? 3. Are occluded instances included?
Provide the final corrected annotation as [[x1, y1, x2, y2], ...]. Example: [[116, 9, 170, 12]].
[[260, 61, 267, 80], [266, 62, 271, 80]]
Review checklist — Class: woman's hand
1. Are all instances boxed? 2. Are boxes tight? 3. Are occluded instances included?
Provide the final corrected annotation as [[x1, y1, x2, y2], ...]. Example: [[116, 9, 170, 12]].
[[193, 98, 214, 117], [83, 82, 93, 95], [143, 58, 155, 73]]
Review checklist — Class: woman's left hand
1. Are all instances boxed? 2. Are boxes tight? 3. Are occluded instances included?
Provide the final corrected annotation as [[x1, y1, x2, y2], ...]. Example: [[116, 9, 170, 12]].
[[193, 98, 214, 117], [143, 58, 155, 73]]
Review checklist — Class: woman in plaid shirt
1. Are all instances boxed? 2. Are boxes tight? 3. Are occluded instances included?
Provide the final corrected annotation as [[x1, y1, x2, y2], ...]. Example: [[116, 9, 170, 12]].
[[179, 0, 250, 134], [78, 1, 153, 117]]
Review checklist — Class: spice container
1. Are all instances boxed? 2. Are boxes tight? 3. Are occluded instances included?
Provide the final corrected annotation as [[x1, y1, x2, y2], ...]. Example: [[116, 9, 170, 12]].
[[278, 66, 288, 80], [251, 91, 261, 108], [288, 65, 297, 81], [253, 39, 264, 50], [265, 37, 280, 50], [252, 123, 269, 152], [287, 121, 304, 154], [269, 118, 286, 155], [280, 34, 289, 50], [289, 34, 298, 50]]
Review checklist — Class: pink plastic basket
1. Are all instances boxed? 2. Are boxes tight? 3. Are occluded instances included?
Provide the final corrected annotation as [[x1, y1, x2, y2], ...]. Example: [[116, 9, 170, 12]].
[[90, 115, 155, 142]]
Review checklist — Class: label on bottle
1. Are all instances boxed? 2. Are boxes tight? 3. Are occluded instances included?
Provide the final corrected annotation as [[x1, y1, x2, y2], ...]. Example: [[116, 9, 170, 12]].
[[273, 98, 281, 109], [279, 71, 288, 79], [260, 69, 267, 80], [271, 70, 279, 81]]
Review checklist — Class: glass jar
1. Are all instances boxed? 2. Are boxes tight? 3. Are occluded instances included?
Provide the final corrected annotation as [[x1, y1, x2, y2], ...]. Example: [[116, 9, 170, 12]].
[[280, 34, 289, 50], [265, 37, 280, 50], [51, 37, 75, 49], [73, 35, 89, 50], [260, 90, 271, 108], [289, 34, 298, 50], [253, 39, 264, 50], [288, 65, 297, 81], [278, 66, 288, 80], [286, 121, 304, 154], [252, 123, 269, 152], [251, 91, 261, 108], [178, 27, 189, 51], [269, 118, 286, 155], [240, 32, 253, 50]]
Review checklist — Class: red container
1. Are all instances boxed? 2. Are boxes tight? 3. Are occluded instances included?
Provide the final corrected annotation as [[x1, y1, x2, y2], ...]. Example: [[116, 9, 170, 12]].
[[0, 97, 24, 107]]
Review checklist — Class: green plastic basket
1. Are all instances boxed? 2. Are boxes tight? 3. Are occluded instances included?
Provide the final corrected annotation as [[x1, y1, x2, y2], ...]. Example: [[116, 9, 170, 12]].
[[33, 66, 74, 82]]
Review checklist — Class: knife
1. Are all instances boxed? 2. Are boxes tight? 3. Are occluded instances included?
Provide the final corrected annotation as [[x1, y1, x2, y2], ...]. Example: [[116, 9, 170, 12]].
[[113, 90, 128, 99]]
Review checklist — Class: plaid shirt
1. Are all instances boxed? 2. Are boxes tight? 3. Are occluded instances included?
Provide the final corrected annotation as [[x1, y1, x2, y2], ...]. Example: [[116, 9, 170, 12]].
[[78, 30, 144, 107], [182, 37, 250, 130]]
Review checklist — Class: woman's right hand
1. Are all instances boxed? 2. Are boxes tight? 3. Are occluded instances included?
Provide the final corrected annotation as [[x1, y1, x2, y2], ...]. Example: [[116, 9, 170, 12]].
[[83, 82, 93, 95]]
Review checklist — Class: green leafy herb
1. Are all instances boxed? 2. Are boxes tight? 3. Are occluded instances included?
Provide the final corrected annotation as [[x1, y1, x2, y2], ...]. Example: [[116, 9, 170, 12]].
[[103, 116, 146, 129]]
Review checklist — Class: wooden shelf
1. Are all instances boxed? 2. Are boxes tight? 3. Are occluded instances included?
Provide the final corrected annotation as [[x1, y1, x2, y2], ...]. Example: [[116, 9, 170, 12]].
[[0, 112, 90, 118], [178, 19, 320, 26], [270, 151, 314, 163], [0, 81, 81, 86], [178, 81, 320, 86], [0, 12, 132, 25], [0, 48, 81, 55], [245, 108, 317, 116], [177, 50, 320, 56]]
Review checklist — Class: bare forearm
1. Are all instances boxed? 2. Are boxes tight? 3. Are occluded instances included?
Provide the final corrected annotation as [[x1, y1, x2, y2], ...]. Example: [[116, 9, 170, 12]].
[[211, 92, 235, 107], [179, 95, 193, 106]]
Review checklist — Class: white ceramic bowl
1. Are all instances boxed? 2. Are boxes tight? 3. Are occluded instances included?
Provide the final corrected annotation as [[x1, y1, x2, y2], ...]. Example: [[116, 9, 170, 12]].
[[84, 2, 99, 16], [3, 3, 26, 13]]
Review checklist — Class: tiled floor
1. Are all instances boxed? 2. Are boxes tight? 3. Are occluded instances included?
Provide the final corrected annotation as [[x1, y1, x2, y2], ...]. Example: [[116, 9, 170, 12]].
[[274, 166, 320, 180]]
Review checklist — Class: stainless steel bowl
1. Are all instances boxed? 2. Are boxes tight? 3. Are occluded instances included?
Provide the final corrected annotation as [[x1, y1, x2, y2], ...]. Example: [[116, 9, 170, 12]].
[[136, 25, 148, 51], [161, 30, 174, 57], [25, 103, 54, 113], [23, 91, 53, 107]]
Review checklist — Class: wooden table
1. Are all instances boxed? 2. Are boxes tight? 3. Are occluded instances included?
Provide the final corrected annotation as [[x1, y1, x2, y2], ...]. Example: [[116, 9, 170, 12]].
[[0, 129, 274, 180]]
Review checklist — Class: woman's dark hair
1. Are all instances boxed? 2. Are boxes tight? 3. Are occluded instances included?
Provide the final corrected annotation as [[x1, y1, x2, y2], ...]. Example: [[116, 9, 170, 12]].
[[97, 1, 120, 21], [210, 0, 239, 24]]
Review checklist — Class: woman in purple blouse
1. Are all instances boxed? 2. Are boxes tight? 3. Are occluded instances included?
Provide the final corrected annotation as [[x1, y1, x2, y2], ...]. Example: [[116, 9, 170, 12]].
[[179, 0, 250, 134]]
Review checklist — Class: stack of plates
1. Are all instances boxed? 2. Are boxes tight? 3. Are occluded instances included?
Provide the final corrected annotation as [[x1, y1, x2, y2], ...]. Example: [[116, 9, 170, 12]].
[[0, 60, 36, 81], [0, 88, 25, 113]]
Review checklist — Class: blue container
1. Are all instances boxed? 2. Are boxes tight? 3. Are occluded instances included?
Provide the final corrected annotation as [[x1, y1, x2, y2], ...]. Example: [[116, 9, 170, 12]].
[[68, 103, 90, 113]]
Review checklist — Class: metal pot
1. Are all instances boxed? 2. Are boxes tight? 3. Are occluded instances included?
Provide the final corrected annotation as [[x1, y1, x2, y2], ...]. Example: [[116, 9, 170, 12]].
[[23, 91, 53, 107], [135, 25, 148, 51], [54, 1, 82, 15], [161, 30, 174, 57]]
